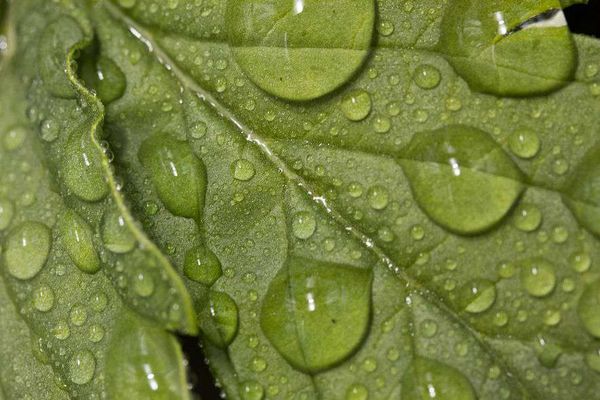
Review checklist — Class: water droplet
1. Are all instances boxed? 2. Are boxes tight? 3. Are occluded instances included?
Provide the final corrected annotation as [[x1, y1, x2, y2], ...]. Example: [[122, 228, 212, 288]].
[[348, 182, 364, 198], [508, 129, 540, 159], [133, 271, 155, 297], [340, 89, 372, 121], [458, 279, 496, 313], [367, 186, 389, 210], [378, 20, 395, 36], [512, 204, 542, 232], [520, 259, 556, 298], [372, 115, 391, 134], [564, 146, 600, 237], [577, 279, 600, 338], [63, 131, 109, 202], [88, 324, 105, 343], [60, 210, 100, 274], [0, 198, 15, 231], [52, 321, 71, 340], [183, 245, 222, 286], [90, 292, 108, 312], [251, 356, 267, 372], [3, 126, 27, 151], [410, 225, 425, 241], [346, 383, 368, 400], [362, 357, 377, 372], [585, 349, 600, 373], [226, 0, 375, 100], [70, 304, 88, 326], [399, 125, 524, 234], [401, 357, 476, 400], [200, 291, 239, 348], [33, 285, 55, 312], [101, 210, 136, 253], [240, 381, 264, 400], [231, 159, 256, 181], [292, 211, 317, 240], [139, 132, 207, 219], [493, 311, 509, 327], [570, 252, 591, 273], [4, 222, 52, 280], [261, 257, 372, 373], [413, 64, 441, 89], [40, 119, 59, 142], [420, 319, 438, 338], [82, 56, 126, 104], [68, 350, 96, 385], [439, 4, 575, 96], [497, 261, 515, 279]]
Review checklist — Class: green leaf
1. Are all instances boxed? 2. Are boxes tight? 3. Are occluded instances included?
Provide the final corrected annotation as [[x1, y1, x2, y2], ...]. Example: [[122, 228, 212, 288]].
[[2, 0, 600, 399]]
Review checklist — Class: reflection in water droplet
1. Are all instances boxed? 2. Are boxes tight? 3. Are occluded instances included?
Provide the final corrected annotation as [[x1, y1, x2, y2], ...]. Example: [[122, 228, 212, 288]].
[[4, 222, 52, 280], [226, 0, 375, 100], [401, 357, 476, 400]]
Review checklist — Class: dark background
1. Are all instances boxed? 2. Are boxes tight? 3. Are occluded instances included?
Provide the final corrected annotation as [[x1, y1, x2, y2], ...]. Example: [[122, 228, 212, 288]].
[[184, 2, 600, 399]]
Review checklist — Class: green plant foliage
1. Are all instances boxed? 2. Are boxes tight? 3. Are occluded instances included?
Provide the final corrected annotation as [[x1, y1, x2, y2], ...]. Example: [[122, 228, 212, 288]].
[[1, 0, 600, 399]]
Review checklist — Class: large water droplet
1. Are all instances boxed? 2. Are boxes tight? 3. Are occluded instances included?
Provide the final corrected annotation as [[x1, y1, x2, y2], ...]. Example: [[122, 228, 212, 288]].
[[520, 258, 556, 298], [340, 89, 372, 121], [563, 145, 600, 237], [439, 3, 576, 96], [199, 290, 239, 348], [60, 210, 100, 274], [101, 210, 136, 253], [577, 279, 600, 338], [139, 132, 207, 219], [69, 350, 96, 385], [226, 0, 375, 101], [346, 383, 369, 400], [184, 245, 222, 286], [81, 56, 126, 103], [399, 125, 525, 234], [3, 222, 52, 280], [512, 203, 542, 232], [261, 257, 372, 373], [401, 357, 476, 400]]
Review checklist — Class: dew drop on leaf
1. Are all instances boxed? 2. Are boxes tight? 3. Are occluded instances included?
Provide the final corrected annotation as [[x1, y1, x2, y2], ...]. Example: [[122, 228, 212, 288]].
[[512, 203, 542, 232], [133, 271, 155, 298], [81, 56, 126, 104], [413, 64, 441, 90], [577, 279, 600, 338], [32, 285, 55, 312], [68, 350, 96, 385], [261, 257, 372, 373], [401, 357, 476, 400], [570, 251, 591, 273], [291, 211, 317, 240], [199, 290, 239, 348], [69, 304, 88, 327], [585, 350, 600, 373], [438, 1, 576, 96], [340, 89, 372, 122], [3, 221, 52, 280], [0, 198, 14, 230], [457, 279, 496, 314], [183, 245, 222, 286], [139, 132, 207, 219], [52, 320, 71, 340], [88, 324, 105, 343], [226, 0, 375, 101], [231, 159, 256, 181], [3, 126, 27, 151], [101, 210, 136, 254], [240, 380, 264, 400], [399, 125, 525, 235], [346, 383, 369, 400], [367, 185, 389, 210], [508, 129, 541, 159], [520, 258, 556, 298], [60, 210, 100, 274]]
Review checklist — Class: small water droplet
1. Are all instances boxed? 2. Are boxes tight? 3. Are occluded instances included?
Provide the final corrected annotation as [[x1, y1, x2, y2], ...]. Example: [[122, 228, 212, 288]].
[[420, 319, 438, 338], [292, 211, 317, 240], [401, 357, 476, 400], [68, 350, 96, 385], [0, 198, 15, 231], [367, 186, 389, 210], [240, 380, 264, 400], [512, 204, 542, 232], [340, 90, 372, 121], [232, 159, 256, 181], [346, 383, 368, 400], [33, 285, 55, 312], [3, 126, 27, 151], [458, 279, 496, 314], [508, 129, 540, 159], [184, 245, 222, 286], [413, 64, 441, 89], [133, 271, 155, 297], [4, 222, 52, 280], [70, 304, 88, 327], [101, 210, 136, 254], [577, 279, 600, 338], [520, 259, 556, 298]]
